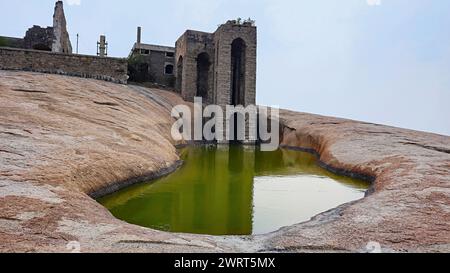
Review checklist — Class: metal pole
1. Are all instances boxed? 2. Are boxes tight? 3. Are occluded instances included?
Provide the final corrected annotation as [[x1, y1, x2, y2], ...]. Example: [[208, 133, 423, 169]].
[[76, 33, 79, 54]]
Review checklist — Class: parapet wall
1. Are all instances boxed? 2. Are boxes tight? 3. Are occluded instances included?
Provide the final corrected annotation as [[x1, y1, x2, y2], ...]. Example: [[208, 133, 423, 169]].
[[0, 47, 128, 84]]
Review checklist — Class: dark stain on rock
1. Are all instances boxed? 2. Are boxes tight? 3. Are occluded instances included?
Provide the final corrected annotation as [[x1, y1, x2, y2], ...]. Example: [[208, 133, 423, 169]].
[[401, 142, 450, 155], [93, 101, 120, 107], [11, 88, 48, 94]]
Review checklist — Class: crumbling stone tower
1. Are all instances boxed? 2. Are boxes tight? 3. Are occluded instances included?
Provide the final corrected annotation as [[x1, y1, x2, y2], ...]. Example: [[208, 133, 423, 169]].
[[52, 1, 72, 54], [175, 20, 256, 107]]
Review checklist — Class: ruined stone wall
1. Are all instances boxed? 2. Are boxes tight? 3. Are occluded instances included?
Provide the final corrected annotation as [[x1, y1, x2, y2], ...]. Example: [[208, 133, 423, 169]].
[[23, 26, 54, 51], [0, 47, 127, 84], [148, 51, 175, 87], [175, 34, 188, 95]]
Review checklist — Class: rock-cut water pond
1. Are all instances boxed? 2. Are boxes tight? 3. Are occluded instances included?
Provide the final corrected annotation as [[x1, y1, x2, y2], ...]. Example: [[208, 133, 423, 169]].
[[98, 145, 369, 235]]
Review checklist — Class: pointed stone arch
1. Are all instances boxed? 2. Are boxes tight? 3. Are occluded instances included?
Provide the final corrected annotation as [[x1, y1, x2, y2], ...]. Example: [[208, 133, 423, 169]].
[[231, 38, 246, 106], [176, 55, 184, 93], [196, 52, 211, 100]]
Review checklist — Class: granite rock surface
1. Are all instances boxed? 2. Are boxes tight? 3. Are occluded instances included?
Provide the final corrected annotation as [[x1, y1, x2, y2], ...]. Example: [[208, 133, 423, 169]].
[[0, 71, 449, 253]]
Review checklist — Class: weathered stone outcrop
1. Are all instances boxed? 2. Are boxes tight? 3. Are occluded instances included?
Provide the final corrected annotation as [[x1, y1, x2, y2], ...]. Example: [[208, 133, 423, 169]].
[[0, 71, 449, 252]]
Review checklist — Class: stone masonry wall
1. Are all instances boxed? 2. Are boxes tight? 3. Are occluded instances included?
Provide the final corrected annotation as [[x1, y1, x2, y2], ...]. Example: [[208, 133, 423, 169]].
[[148, 50, 175, 87], [0, 47, 128, 84]]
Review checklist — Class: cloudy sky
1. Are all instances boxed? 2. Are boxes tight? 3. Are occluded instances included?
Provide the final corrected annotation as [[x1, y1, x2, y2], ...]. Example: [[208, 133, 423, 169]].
[[1, 0, 449, 135]]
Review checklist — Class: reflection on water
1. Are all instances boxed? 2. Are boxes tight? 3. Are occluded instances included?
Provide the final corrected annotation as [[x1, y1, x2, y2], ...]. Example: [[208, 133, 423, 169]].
[[98, 145, 369, 235]]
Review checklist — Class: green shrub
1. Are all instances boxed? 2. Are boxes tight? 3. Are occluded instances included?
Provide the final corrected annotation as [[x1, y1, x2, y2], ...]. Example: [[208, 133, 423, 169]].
[[0, 37, 8, 47], [128, 54, 145, 66]]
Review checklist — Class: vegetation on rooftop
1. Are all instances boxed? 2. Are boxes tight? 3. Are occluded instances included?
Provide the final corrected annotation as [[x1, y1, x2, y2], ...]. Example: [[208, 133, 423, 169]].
[[0, 37, 9, 47]]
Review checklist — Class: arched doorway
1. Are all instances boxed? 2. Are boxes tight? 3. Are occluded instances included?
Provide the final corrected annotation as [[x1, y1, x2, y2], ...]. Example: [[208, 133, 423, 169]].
[[165, 64, 174, 75], [231, 38, 246, 106], [176, 56, 183, 93], [230, 38, 247, 143], [196, 52, 210, 100]]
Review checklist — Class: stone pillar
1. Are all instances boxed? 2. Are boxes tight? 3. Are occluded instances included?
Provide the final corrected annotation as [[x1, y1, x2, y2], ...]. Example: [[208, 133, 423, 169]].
[[98, 35, 107, 57]]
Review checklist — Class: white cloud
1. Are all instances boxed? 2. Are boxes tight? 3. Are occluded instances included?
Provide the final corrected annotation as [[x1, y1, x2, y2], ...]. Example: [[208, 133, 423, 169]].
[[66, 0, 81, 6], [367, 0, 381, 6]]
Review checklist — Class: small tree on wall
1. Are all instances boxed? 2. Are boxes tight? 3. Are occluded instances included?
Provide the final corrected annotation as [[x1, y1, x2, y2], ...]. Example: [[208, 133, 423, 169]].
[[128, 54, 153, 83], [244, 18, 256, 26]]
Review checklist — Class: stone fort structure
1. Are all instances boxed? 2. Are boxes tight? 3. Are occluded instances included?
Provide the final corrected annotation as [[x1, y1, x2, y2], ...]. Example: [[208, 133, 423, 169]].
[[130, 20, 257, 109], [129, 20, 258, 143], [176, 20, 257, 108]]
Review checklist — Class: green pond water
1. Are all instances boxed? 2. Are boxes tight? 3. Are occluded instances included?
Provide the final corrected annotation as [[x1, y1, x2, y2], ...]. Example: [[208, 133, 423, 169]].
[[98, 145, 369, 235]]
